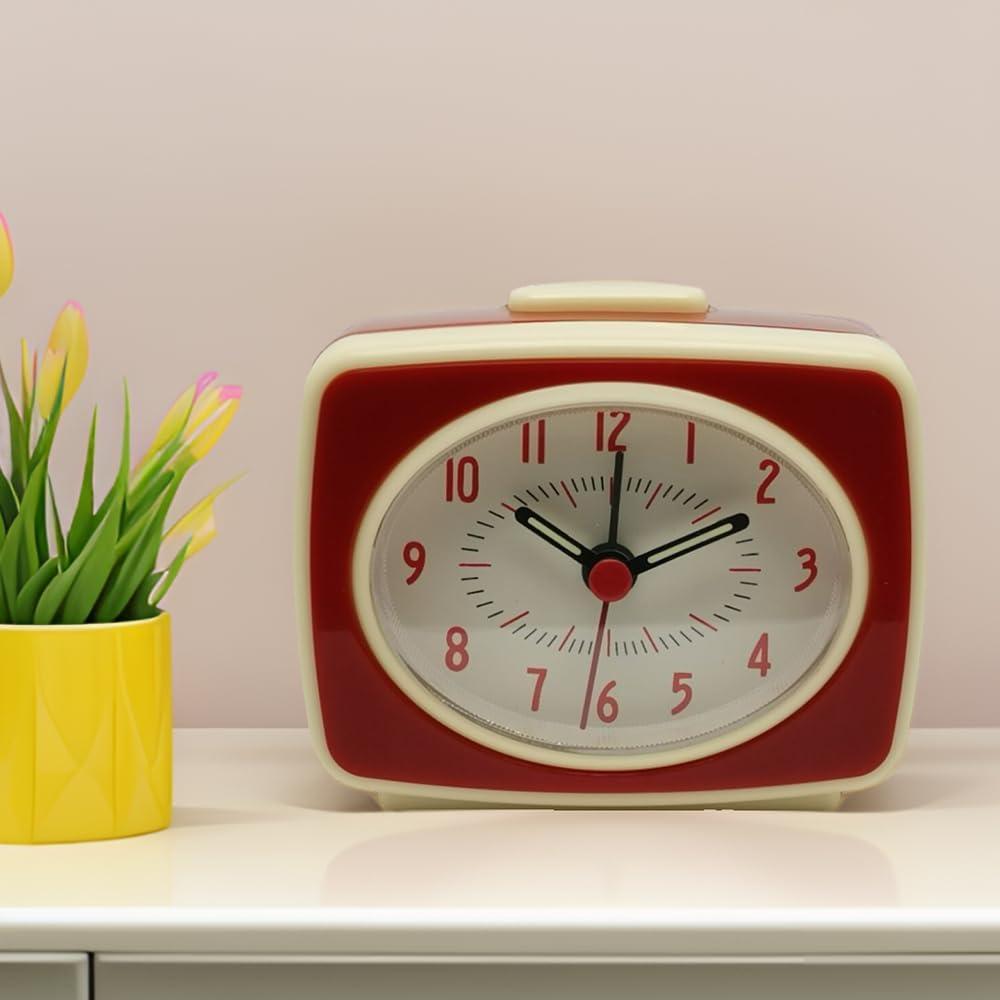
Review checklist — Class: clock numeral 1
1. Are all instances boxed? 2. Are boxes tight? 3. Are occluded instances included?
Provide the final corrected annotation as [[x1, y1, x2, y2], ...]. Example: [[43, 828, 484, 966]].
[[444, 626, 470, 671], [748, 632, 771, 677], [671, 672, 693, 715], [597, 680, 620, 723], [686, 421, 696, 464], [756, 459, 780, 504], [595, 410, 630, 452], [445, 456, 479, 503], [520, 420, 546, 464], [795, 547, 818, 591], [526, 666, 548, 711]]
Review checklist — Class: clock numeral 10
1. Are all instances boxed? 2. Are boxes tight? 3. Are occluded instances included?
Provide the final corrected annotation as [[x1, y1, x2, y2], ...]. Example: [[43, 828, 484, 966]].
[[444, 626, 470, 671], [671, 672, 693, 715], [520, 420, 546, 464], [757, 459, 780, 504], [748, 632, 771, 676], [445, 456, 479, 503], [526, 667, 548, 711], [595, 410, 630, 452]]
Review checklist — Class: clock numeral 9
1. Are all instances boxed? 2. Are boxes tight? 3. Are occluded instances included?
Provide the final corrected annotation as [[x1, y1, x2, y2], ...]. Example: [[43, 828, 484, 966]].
[[445, 456, 479, 503], [597, 680, 620, 723], [402, 541, 426, 584], [671, 672, 693, 715], [520, 420, 546, 464], [756, 459, 780, 503], [526, 666, 548, 711], [444, 626, 470, 672], [595, 410, 630, 452], [795, 547, 818, 591], [748, 632, 771, 676]]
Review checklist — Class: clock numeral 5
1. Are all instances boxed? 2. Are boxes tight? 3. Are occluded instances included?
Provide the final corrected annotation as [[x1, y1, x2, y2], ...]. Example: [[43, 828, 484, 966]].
[[402, 541, 426, 584], [671, 672, 693, 715], [526, 666, 548, 711], [748, 632, 771, 676], [444, 626, 470, 671], [445, 456, 479, 503], [795, 547, 818, 591], [520, 420, 547, 464], [595, 410, 630, 452]]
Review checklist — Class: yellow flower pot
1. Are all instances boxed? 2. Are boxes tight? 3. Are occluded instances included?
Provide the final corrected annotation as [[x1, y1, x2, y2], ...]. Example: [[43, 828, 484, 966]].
[[0, 614, 171, 844]]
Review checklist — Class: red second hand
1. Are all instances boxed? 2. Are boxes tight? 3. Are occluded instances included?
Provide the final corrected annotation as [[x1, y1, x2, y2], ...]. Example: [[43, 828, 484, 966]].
[[579, 601, 611, 730]]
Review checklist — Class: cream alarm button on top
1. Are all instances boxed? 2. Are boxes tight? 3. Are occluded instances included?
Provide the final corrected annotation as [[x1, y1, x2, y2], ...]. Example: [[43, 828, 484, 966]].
[[507, 281, 709, 314]]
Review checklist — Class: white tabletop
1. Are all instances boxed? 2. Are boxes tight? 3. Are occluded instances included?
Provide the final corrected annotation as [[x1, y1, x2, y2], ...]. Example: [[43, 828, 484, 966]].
[[1, 728, 998, 957]]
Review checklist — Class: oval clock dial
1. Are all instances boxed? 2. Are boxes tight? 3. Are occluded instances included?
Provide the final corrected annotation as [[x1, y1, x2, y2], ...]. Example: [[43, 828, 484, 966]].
[[359, 384, 866, 769]]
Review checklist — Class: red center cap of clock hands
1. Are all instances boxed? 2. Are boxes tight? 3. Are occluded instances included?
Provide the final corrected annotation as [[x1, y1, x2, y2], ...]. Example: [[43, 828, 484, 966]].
[[587, 557, 634, 603]]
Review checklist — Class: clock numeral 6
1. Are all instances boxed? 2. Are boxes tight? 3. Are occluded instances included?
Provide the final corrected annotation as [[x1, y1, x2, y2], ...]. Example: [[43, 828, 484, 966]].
[[520, 420, 547, 464], [756, 459, 780, 504], [597, 680, 620, 723], [445, 456, 479, 503], [671, 672, 693, 715], [595, 410, 630, 452], [795, 547, 818, 591], [748, 632, 771, 676], [526, 666, 548, 711], [402, 541, 426, 584], [444, 626, 470, 672]]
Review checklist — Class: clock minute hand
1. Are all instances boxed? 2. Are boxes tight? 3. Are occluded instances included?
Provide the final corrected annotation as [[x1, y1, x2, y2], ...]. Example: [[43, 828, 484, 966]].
[[514, 507, 598, 568], [628, 513, 750, 576]]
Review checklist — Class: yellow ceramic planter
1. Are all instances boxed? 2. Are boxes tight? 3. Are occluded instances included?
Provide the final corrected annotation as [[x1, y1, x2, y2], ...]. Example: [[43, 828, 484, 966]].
[[0, 614, 171, 844]]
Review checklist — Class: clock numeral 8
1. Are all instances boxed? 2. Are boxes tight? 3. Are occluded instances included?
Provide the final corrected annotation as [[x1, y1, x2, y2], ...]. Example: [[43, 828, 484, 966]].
[[444, 626, 470, 672], [445, 456, 479, 503]]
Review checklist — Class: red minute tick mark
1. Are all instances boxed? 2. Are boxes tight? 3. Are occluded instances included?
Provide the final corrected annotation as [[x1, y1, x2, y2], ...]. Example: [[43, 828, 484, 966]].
[[560, 480, 577, 508], [689, 613, 718, 632], [499, 610, 529, 629], [691, 505, 721, 525]]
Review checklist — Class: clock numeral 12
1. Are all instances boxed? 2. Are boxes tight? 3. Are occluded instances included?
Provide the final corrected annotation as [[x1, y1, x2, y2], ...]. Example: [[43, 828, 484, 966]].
[[596, 410, 630, 452], [445, 456, 479, 503]]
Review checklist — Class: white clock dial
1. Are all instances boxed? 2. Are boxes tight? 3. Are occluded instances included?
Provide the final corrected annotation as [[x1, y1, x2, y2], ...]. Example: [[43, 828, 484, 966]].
[[359, 383, 867, 770]]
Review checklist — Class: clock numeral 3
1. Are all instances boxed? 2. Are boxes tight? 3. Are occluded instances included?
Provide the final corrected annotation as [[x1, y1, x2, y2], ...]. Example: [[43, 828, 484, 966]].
[[596, 410, 630, 452], [445, 456, 479, 503], [444, 626, 470, 671], [795, 547, 818, 591]]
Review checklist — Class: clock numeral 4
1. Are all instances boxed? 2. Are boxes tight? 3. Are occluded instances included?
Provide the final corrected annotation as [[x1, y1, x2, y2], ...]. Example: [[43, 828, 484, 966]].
[[795, 547, 818, 591], [444, 626, 470, 671], [671, 672, 693, 715], [520, 420, 546, 464], [756, 459, 780, 504], [526, 666, 548, 711], [402, 541, 426, 584], [597, 680, 620, 723], [595, 410, 630, 452], [445, 456, 479, 503], [748, 632, 771, 677]]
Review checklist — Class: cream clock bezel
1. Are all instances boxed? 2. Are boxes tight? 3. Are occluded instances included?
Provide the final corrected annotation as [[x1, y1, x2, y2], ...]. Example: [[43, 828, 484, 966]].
[[351, 381, 869, 772], [296, 319, 923, 806]]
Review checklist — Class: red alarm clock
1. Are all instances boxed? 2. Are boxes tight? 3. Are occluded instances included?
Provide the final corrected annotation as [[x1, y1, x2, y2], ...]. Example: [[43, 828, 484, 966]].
[[296, 281, 922, 809]]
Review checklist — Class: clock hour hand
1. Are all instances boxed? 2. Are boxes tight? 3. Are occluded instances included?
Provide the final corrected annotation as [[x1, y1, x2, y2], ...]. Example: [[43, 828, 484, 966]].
[[628, 513, 750, 576], [514, 507, 598, 568]]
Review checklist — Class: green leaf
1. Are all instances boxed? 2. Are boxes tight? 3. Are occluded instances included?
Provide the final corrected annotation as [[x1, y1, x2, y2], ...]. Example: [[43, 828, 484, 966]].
[[124, 571, 163, 621], [0, 365, 28, 496], [0, 516, 24, 613], [67, 408, 98, 561], [149, 540, 190, 607], [18, 461, 48, 582], [48, 477, 68, 568], [120, 469, 173, 544], [14, 557, 60, 625], [34, 492, 124, 626], [28, 360, 68, 475], [93, 475, 181, 623], [0, 572, 9, 624], [0, 469, 17, 529], [92, 385, 130, 529]]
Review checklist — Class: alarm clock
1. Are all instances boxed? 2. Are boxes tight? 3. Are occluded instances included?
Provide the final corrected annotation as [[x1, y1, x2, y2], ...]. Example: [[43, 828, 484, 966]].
[[296, 281, 922, 809]]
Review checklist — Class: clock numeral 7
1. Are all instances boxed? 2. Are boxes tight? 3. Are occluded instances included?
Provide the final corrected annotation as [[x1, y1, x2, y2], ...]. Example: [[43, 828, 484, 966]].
[[595, 410, 630, 452], [526, 666, 548, 711], [445, 456, 479, 503]]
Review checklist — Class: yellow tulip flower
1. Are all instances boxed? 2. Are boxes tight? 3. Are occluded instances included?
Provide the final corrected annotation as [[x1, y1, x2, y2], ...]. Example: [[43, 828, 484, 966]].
[[176, 388, 241, 465], [38, 302, 89, 418], [0, 213, 13, 299], [164, 476, 240, 558]]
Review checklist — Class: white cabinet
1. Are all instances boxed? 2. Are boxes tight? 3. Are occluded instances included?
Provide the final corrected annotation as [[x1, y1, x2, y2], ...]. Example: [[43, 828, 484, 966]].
[[94, 956, 1000, 1000], [0, 954, 87, 1000]]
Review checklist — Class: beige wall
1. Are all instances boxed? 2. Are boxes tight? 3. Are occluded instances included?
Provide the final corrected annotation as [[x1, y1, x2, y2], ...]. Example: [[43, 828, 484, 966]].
[[0, 1, 996, 726]]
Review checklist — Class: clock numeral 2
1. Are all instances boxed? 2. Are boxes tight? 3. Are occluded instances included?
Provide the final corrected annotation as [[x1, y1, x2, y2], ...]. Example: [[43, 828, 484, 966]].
[[526, 666, 548, 711], [444, 626, 470, 671], [596, 410, 630, 452], [445, 456, 479, 503], [756, 459, 780, 504], [520, 420, 546, 464]]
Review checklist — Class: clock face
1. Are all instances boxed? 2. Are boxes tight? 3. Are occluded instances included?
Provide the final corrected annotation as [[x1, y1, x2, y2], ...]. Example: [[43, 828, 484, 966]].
[[359, 383, 866, 769]]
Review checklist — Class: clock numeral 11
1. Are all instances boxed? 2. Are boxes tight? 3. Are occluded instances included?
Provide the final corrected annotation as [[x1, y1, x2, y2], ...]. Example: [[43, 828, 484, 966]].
[[520, 420, 546, 464]]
